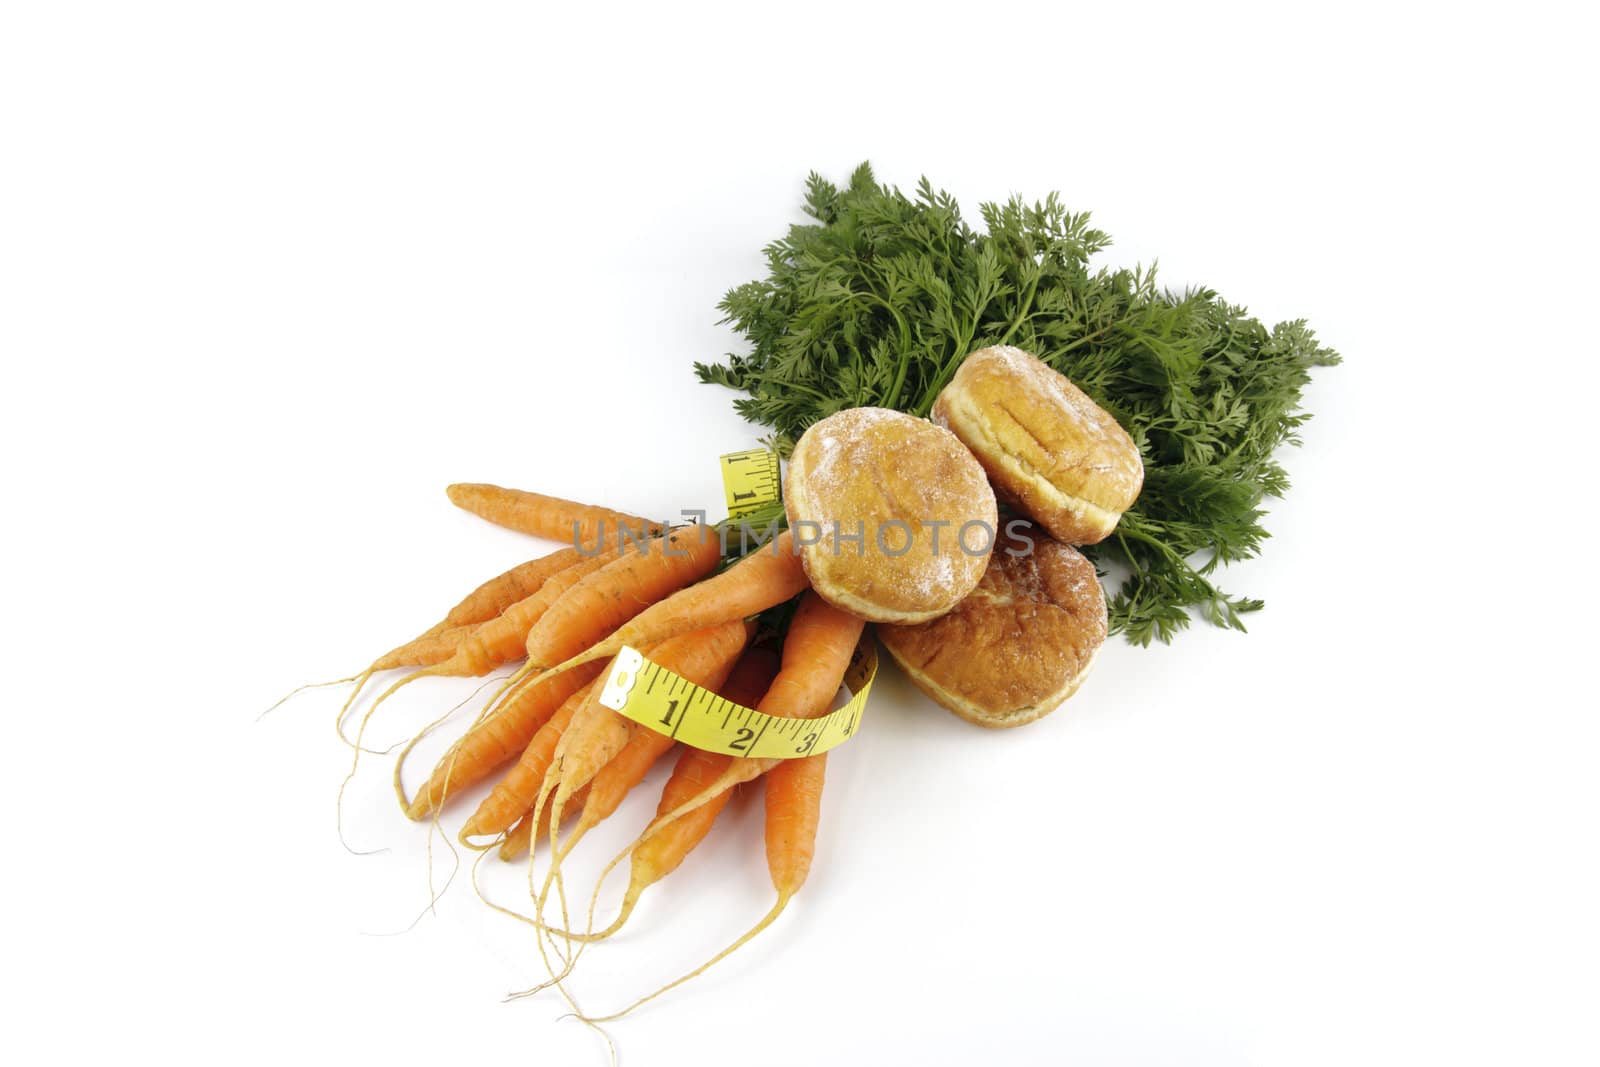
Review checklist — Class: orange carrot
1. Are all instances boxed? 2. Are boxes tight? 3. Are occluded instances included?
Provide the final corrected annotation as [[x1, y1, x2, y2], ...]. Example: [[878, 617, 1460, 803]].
[[312, 538, 630, 731], [363, 541, 632, 685], [664, 591, 863, 808], [499, 812, 536, 862], [764, 754, 826, 900], [563, 733, 679, 850], [588, 752, 828, 1020], [270, 623, 473, 737], [403, 545, 627, 682], [348, 546, 627, 753], [571, 748, 739, 944], [460, 679, 598, 841], [588, 592, 862, 940], [566, 647, 781, 857], [710, 647, 784, 716], [520, 525, 725, 674], [586, 738, 832, 1022], [499, 783, 591, 861], [560, 646, 784, 940], [534, 530, 805, 682], [456, 524, 741, 841], [330, 623, 479, 746], [402, 659, 606, 820], [472, 523, 727, 728], [446, 484, 660, 546], [768, 751, 832, 902], [541, 620, 751, 837], [370, 623, 474, 673], [411, 545, 611, 644], [326, 623, 480, 744], [528, 620, 754, 973]]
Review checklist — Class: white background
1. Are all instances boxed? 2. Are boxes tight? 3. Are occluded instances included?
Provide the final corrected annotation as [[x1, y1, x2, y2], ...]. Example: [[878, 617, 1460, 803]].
[[3, 3, 1596, 1065]]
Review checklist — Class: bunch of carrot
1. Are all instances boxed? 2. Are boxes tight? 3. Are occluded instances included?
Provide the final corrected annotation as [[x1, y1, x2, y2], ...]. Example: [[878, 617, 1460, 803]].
[[310, 484, 864, 1018]]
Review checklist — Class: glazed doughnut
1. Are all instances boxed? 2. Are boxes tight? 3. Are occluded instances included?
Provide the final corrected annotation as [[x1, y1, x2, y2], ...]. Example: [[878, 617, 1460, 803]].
[[880, 524, 1107, 728], [783, 407, 996, 624], [931, 345, 1143, 545]]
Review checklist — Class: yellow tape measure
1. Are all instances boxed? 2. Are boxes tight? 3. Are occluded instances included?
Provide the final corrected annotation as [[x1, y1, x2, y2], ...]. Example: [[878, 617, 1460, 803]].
[[719, 447, 782, 519], [598, 639, 878, 759]]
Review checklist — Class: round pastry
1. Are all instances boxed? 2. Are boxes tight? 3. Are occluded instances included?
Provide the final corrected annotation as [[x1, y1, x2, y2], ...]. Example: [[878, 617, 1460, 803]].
[[931, 345, 1143, 545], [784, 407, 996, 624], [880, 525, 1107, 728]]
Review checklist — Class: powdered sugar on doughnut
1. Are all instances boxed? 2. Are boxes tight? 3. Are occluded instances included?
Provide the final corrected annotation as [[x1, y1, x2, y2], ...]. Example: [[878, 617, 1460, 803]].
[[788, 406, 996, 620]]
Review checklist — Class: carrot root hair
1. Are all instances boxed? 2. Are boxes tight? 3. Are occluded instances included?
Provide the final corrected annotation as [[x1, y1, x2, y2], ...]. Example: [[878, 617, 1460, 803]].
[[557, 878, 640, 945], [502, 773, 597, 1007], [541, 780, 581, 960], [390, 672, 508, 814], [637, 766, 749, 839], [542, 773, 730, 946], [346, 664, 447, 756], [258, 672, 362, 721], [470, 808, 619, 1066], [581, 892, 793, 1023], [527, 640, 615, 685], [334, 664, 460, 855], [511, 802, 640, 949], [332, 667, 381, 748]]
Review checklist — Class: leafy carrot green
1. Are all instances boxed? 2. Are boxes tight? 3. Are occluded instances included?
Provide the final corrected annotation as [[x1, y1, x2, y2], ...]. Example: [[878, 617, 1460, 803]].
[[700, 162, 1339, 644]]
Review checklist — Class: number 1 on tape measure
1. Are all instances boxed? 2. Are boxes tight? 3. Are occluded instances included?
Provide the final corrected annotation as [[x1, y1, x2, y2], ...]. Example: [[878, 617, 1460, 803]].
[[719, 447, 781, 519]]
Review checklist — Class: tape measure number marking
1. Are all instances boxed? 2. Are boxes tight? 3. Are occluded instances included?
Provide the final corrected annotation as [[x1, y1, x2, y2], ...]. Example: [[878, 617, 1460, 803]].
[[598, 639, 876, 759], [719, 447, 782, 519]]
